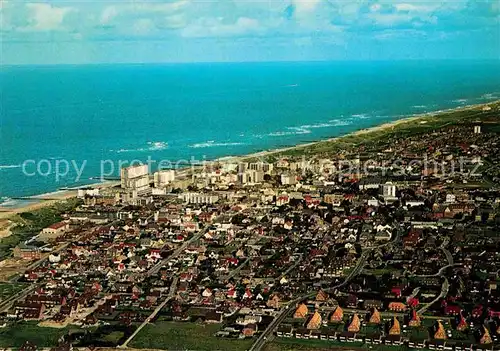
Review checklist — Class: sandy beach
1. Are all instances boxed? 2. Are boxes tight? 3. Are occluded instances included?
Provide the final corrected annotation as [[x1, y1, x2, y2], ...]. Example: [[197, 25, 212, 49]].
[[0, 181, 119, 222], [0, 220, 15, 239], [0, 100, 497, 223], [0, 191, 78, 220], [218, 100, 499, 162]]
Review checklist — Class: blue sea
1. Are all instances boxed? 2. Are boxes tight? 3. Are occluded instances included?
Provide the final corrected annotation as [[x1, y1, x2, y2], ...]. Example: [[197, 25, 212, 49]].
[[1, 60, 499, 203]]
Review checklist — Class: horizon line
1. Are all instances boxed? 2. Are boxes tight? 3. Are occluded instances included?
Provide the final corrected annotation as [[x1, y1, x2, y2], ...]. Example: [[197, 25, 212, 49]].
[[2, 58, 500, 68]]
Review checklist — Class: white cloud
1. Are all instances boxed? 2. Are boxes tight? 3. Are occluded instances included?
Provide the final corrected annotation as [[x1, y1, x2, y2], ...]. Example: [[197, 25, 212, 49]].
[[100, 6, 118, 25], [134, 1, 189, 15], [293, 0, 321, 13], [133, 18, 155, 35], [182, 16, 261, 38], [394, 3, 438, 13], [98, 0, 188, 31], [374, 28, 427, 40], [2, 0, 497, 45], [369, 12, 413, 26], [161, 14, 187, 29], [22, 3, 74, 31]]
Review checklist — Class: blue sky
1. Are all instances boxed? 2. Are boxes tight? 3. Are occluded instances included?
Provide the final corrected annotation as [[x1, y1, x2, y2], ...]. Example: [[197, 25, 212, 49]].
[[1, 0, 499, 64]]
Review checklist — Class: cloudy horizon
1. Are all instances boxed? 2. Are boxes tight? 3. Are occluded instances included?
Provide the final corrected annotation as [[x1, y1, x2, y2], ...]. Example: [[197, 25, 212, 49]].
[[1, 0, 499, 65]]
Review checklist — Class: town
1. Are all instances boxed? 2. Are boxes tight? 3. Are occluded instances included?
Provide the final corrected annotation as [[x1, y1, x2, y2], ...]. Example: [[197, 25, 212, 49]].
[[1, 102, 500, 351]]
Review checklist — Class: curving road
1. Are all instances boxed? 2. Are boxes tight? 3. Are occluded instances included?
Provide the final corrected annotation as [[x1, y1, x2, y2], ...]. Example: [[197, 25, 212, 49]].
[[248, 223, 403, 351], [248, 252, 369, 351]]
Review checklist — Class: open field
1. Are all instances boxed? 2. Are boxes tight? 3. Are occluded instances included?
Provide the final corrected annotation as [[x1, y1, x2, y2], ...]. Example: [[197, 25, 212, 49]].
[[0, 197, 82, 259], [0, 321, 79, 348], [129, 321, 254, 351], [0, 191, 78, 221], [264, 338, 405, 351], [0, 219, 15, 239], [0, 282, 25, 302]]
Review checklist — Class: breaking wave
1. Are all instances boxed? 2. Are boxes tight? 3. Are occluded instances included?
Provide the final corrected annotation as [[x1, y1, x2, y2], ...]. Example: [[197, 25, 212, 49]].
[[480, 93, 499, 100], [265, 119, 353, 138], [0, 164, 21, 170], [113, 141, 168, 153], [350, 113, 370, 119], [189, 141, 245, 149]]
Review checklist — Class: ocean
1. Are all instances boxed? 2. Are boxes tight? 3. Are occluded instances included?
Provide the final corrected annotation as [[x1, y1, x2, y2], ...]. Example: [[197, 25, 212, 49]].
[[1, 60, 499, 203]]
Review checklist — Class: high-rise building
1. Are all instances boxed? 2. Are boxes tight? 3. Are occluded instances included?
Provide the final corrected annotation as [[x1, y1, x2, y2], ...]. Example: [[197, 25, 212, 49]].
[[238, 170, 265, 184], [120, 165, 150, 193], [154, 170, 175, 188], [382, 182, 397, 198]]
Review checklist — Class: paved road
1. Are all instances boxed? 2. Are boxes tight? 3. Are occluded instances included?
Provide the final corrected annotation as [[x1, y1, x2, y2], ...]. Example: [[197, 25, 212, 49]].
[[410, 263, 461, 278], [412, 238, 455, 315], [441, 248, 454, 266], [147, 223, 214, 276], [248, 251, 369, 351], [3, 226, 101, 311], [120, 275, 178, 348], [121, 219, 219, 347], [222, 257, 251, 281], [417, 278, 449, 315], [275, 254, 303, 284], [248, 223, 402, 351], [0, 283, 39, 313]]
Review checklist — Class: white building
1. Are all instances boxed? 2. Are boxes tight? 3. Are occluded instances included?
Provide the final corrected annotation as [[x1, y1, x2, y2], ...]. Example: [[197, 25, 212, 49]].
[[77, 188, 100, 198], [281, 174, 297, 185], [152, 188, 167, 195], [247, 162, 273, 173], [40, 221, 70, 241], [474, 125, 482, 134], [382, 182, 396, 198], [445, 194, 456, 203], [120, 165, 150, 193], [406, 200, 425, 207], [180, 192, 219, 204], [221, 163, 238, 173], [154, 170, 175, 188], [239, 170, 264, 184]]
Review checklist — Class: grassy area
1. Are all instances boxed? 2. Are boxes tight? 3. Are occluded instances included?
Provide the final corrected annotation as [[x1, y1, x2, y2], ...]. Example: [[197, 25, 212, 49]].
[[129, 321, 254, 351], [270, 101, 500, 159], [0, 198, 81, 259], [101, 330, 125, 344], [362, 268, 402, 276], [0, 321, 76, 348], [265, 337, 407, 351], [406, 325, 430, 341], [0, 282, 25, 302]]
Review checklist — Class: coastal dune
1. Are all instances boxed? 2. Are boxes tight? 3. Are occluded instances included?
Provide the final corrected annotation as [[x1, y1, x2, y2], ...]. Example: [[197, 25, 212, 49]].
[[221, 100, 499, 161], [0, 100, 498, 222]]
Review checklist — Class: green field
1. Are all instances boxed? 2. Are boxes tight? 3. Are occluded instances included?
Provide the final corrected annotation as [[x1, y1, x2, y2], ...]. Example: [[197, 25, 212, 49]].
[[0, 198, 82, 259], [264, 337, 406, 351], [0, 321, 76, 348], [260, 101, 500, 159], [129, 321, 254, 351], [101, 330, 125, 344], [0, 283, 25, 302]]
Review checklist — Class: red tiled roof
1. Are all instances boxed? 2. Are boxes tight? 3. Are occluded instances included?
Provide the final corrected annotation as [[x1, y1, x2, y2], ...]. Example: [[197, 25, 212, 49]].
[[48, 221, 67, 230]]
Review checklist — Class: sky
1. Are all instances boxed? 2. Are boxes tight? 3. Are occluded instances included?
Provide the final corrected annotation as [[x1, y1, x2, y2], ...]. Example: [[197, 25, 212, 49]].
[[1, 0, 499, 64]]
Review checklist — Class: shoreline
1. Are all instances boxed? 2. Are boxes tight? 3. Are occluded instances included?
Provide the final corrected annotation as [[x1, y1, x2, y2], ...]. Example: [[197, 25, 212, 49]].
[[0, 181, 119, 221], [215, 99, 500, 162], [0, 99, 498, 221]]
